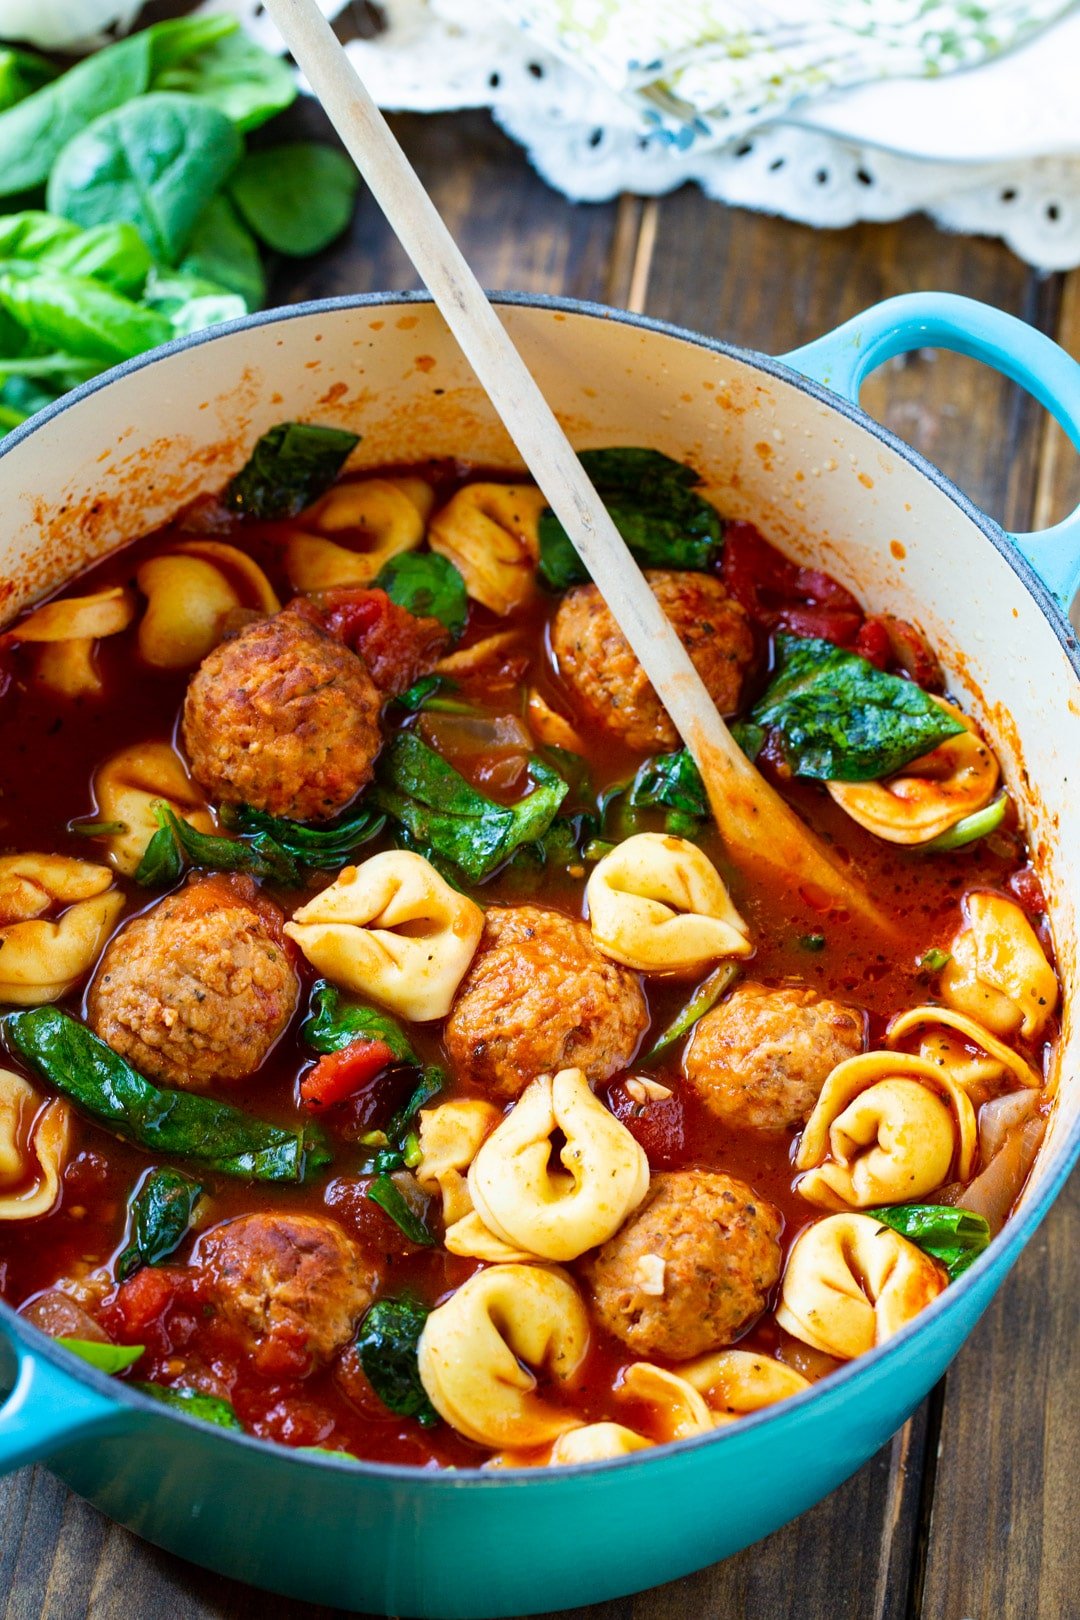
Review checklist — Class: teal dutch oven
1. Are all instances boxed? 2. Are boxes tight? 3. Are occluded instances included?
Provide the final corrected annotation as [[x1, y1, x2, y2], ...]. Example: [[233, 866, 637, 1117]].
[[0, 291, 1076, 1616]]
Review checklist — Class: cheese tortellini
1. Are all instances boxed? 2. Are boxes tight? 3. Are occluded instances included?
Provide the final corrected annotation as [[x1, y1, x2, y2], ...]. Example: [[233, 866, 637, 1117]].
[[617, 1362, 714, 1442], [680, 1350, 811, 1420], [941, 892, 1058, 1040], [0, 855, 123, 1005], [888, 1005, 1042, 1093], [776, 1213, 947, 1360], [586, 833, 752, 973], [415, 1098, 503, 1225], [795, 1050, 976, 1210], [93, 741, 215, 877], [462, 1068, 650, 1262], [285, 851, 484, 1021], [136, 540, 279, 669], [285, 476, 434, 591], [417, 1264, 590, 1448], [826, 699, 1000, 844], [12, 585, 137, 698], [0, 1069, 70, 1220], [548, 1424, 652, 1465], [428, 483, 548, 615]]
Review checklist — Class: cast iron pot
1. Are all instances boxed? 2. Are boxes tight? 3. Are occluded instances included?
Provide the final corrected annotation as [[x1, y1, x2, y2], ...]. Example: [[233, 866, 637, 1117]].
[[0, 291, 1076, 1618]]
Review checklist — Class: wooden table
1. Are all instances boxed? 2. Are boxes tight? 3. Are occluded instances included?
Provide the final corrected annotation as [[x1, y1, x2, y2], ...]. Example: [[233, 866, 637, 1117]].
[[1, 93, 1078, 1620]]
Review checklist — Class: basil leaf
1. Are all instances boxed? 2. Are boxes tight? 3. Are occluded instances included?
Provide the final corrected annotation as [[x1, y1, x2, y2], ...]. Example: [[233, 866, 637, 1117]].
[[866, 1204, 991, 1281], [537, 447, 723, 589], [372, 733, 568, 884], [355, 1298, 438, 1424], [116, 1167, 203, 1281], [135, 1383, 243, 1430], [0, 264, 171, 366], [179, 195, 265, 310], [642, 960, 741, 1064], [221, 802, 385, 869], [229, 143, 358, 258], [376, 552, 468, 639], [302, 981, 417, 1064], [151, 30, 296, 133], [48, 95, 243, 266], [922, 793, 1008, 853], [366, 1173, 435, 1246], [751, 635, 965, 782], [59, 1337, 143, 1374], [5, 1008, 330, 1185], [225, 420, 359, 519]]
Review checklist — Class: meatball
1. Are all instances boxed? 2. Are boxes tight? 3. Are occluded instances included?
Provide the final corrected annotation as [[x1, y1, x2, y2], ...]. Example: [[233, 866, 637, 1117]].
[[583, 1171, 782, 1360], [552, 571, 753, 751], [443, 904, 648, 1100], [684, 982, 865, 1133], [200, 1214, 377, 1371], [88, 875, 298, 1089], [182, 609, 382, 822]]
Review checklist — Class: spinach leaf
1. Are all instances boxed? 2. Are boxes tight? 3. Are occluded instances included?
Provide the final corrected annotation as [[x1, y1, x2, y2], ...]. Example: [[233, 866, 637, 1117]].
[[152, 30, 296, 133], [866, 1205, 990, 1282], [730, 719, 766, 763], [221, 802, 385, 869], [116, 1167, 203, 1281], [0, 264, 171, 365], [0, 49, 56, 114], [5, 1008, 330, 1184], [371, 733, 568, 883], [302, 982, 418, 1064], [642, 960, 741, 1063], [376, 552, 468, 639], [145, 15, 241, 75], [537, 447, 724, 589], [135, 1383, 243, 1429], [630, 747, 707, 834], [224, 421, 359, 519], [59, 1338, 143, 1374], [135, 803, 299, 888], [134, 822, 183, 888], [143, 271, 246, 339], [366, 1173, 434, 1246], [229, 143, 358, 257], [47, 94, 242, 266], [384, 1069, 445, 1144], [38, 224, 152, 298], [392, 675, 474, 715], [355, 1298, 438, 1424], [750, 635, 966, 782], [179, 195, 264, 310]]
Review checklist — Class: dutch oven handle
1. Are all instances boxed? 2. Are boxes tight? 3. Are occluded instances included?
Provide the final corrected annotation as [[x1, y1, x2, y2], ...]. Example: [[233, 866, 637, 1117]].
[[782, 292, 1080, 614], [0, 1326, 136, 1473]]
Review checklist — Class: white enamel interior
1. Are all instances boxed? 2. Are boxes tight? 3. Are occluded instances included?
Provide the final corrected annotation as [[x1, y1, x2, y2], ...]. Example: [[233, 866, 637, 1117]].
[[0, 298, 1074, 1200]]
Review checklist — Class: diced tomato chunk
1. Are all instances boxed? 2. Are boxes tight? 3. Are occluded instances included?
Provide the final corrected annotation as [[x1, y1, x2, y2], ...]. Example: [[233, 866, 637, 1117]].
[[776, 605, 862, 644], [312, 587, 450, 696], [111, 1266, 182, 1336], [299, 1040, 396, 1112], [854, 616, 892, 668], [721, 521, 863, 640]]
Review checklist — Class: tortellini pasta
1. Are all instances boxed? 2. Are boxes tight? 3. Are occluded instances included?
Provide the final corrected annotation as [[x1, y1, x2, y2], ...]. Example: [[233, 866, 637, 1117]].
[[826, 699, 1000, 844], [93, 741, 215, 877], [11, 585, 137, 698], [136, 540, 279, 669], [285, 851, 484, 1021], [679, 1350, 811, 1420], [285, 476, 434, 591], [0, 854, 123, 1005], [463, 1068, 650, 1262], [428, 483, 548, 615], [617, 1362, 714, 1442], [776, 1212, 946, 1359], [888, 1005, 1042, 1093], [941, 892, 1058, 1039], [0, 1069, 70, 1220], [548, 1424, 652, 1465], [417, 1264, 590, 1448], [795, 1051, 976, 1210], [415, 1098, 503, 1225], [586, 833, 752, 973]]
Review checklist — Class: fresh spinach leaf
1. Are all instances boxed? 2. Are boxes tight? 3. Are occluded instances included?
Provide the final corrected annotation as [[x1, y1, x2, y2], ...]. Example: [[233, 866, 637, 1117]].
[[152, 30, 296, 133], [371, 732, 568, 883], [229, 143, 358, 257], [376, 552, 468, 639], [224, 420, 359, 519], [5, 1008, 330, 1184], [0, 48, 56, 114], [355, 1298, 438, 1425], [302, 982, 418, 1064], [750, 635, 966, 782], [135, 1383, 243, 1429], [0, 215, 152, 298], [47, 94, 242, 266], [145, 14, 241, 75], [366, 1173, 435, 1247], [0, 264, 171, 365], [116, 1167, 203, 1281], [142, 271, 246, 339], [179, 194, 264, 309], [59, 1338, 143, 1374], [866, 1204, 990, 1281], [537, 447, 724, 589], [221, 802, 385, 868]]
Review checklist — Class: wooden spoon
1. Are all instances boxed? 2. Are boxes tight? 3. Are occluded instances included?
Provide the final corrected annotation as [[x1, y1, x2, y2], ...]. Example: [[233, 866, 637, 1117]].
[[264, 0, 889, 931]]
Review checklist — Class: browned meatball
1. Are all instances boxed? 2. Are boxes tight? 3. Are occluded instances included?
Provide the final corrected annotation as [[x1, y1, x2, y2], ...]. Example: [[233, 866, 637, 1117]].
[[684, 982, 865, 1133], [582, 1171, 782, 1360], [552, 571, 753, 751], [200, 1214, 377, 1372], [443, 904, 648, 1100], [182, 609, 381, 822], [88, 875, 298, 1089]]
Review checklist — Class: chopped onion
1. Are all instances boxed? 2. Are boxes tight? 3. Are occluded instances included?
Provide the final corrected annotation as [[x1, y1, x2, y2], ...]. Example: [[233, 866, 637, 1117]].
[[419, 712, 532, 757], [962, 1113, 1046, 1234], [978, 1089, 1039, 1165], [19, 1289, 110, 1342]]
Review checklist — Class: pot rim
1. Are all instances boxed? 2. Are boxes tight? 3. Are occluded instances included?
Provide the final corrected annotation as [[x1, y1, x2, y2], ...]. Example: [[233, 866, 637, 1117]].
[[1, 288, 1076, 1485]]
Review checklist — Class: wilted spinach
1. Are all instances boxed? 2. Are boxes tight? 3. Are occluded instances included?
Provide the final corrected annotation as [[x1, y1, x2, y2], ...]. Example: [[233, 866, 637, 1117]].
[[60, 1338, 144, 1374], [116, 1167, 204, 1281], [866, 1205, 990, 1281], [221, 802, 385, 870], [366, 1173, 435, 1247], [376, 552, 469, 638], [225, 420, 360, 519], [135, 1383, 243, 1429], [355, 1298, 438, 1425], [302, 982, 418, 1064]]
